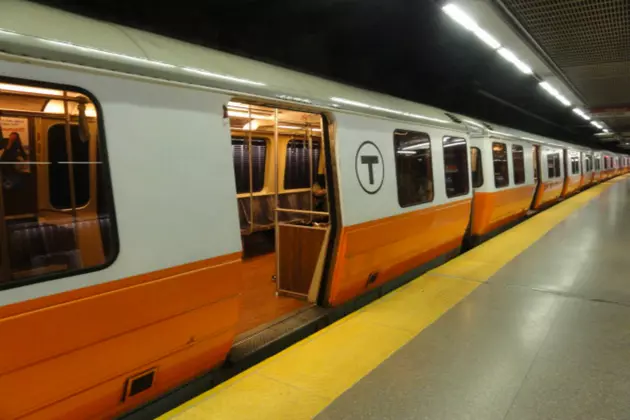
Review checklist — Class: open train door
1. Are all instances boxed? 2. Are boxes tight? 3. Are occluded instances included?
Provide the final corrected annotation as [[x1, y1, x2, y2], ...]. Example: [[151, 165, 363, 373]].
[[273, 113, 332, 303]]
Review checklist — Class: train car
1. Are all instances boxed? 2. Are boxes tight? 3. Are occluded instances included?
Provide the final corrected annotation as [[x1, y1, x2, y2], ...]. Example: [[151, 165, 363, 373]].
[[0, 2, 625, 419], [561, 147, 583, 197], [531, 142, 566, 209], [465, 122, 536, 243]]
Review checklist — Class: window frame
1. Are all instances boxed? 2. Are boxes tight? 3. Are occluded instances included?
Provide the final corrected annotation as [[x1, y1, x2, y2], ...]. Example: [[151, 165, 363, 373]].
[[442, 136, 470, 198], [512, 144, 525, 185], [393, 129, 434, 208], [471, 146, 484, 188], [0, 76, 119, 292], [492, 142, 510, 189]]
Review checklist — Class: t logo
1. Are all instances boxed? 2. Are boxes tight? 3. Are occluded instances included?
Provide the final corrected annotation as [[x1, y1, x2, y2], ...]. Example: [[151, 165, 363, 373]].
[[355, 141, 384, 194], [361, 155, 379, 184]]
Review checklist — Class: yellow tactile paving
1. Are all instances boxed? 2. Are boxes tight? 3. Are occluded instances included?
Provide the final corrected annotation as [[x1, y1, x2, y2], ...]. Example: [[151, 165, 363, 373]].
[[161, 177, 626, 420]]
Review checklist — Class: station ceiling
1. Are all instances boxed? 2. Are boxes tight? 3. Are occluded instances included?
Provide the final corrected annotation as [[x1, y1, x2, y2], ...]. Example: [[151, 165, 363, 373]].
[[497, 0, 630, 147], [31, 0, 628, 151]]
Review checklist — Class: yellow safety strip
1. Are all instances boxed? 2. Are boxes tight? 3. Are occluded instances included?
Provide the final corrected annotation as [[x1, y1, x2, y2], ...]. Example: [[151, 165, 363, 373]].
[[161, 177, 625, 420]]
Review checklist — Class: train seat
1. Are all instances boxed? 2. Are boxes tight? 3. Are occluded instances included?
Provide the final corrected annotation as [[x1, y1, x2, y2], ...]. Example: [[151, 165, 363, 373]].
[[238, 191, 312, 234]]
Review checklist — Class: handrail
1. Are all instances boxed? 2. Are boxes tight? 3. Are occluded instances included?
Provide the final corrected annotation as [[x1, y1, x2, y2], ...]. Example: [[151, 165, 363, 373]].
[[274, 208, 329, 216]]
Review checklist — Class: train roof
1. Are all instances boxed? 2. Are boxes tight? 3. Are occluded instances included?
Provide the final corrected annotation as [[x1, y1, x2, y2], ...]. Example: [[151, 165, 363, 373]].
[[0, 0, 466, 131]]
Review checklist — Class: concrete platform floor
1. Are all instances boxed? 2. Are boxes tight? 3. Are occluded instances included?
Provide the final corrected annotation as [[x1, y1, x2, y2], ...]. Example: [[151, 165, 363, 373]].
[[317, 178, 630, 420]]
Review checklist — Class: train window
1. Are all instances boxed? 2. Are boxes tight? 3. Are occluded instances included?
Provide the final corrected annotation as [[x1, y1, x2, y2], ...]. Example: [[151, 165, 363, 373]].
[[595, 157, 601, 171], [547, 153, 561, 178], [48, 124, 90, 209], [0, 80, 117, 289], [443, 136, 469, 198], [232, 137, 266, 194], [512, 145, 525, 185], [571, 156, 580, 175], [492, 142, 509, 188], [471, 147, 483, 188], [394, 130, 433, 207], [284, 139, 320, 190], [585, 156, 592, 172]]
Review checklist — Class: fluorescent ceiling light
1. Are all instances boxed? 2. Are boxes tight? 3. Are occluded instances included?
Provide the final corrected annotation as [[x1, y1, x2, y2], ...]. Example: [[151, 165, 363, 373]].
[[228, 101, 250, 109], [539, 81, 571, 107], [442, 4, 501, 50], [0, 83, 63, 96], [603, 129, 610, 133], [590, 121, 603, 129], [227, 110, 273, 120], [277, 125, 302, 130], [242, 120, 260, 131], [497, 48, 532, 74], [572, 107, 591, 121]]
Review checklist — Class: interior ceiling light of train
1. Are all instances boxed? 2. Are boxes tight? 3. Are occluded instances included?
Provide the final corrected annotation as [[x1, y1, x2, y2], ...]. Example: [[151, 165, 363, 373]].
[[488, 0, 630, 149], [441, 3, 613, 142]]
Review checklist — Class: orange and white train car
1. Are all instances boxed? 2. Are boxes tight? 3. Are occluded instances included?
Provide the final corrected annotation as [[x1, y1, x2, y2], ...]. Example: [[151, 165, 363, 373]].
[[0, 2, 625, 419]]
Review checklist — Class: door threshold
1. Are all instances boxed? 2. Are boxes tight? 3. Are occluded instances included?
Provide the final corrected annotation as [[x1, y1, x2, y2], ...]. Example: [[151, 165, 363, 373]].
[[228, 305, 328, 366]]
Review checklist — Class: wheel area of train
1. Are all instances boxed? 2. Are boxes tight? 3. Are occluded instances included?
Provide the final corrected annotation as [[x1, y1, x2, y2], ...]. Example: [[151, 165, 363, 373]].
[[150, 178, 630, 419]]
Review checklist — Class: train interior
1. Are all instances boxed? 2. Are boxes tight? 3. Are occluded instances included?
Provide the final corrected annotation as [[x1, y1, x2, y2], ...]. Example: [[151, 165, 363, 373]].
[[0, 81, 114, 284], [227, 101, 331, 336]]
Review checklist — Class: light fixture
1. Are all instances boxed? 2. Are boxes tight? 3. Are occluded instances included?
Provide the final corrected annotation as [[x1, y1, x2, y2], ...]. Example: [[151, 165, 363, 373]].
[[572, 107, 591, 121], [43, 100, 98, 117], [0, 83, 63, 96], [590, 121, 603, 129], [183, 67, 265, 86], [497, 48, 532, 74], [227, 101, 250, 109], [227, 110, 274, 120], [603, 129, 610, 133], [442, 4, 501, 49], [242, 120, 260, 131], [330, 97, 449, 124], [397, 150, 417, 155], [310, 128, 322, 132], [539, 81, 571, 107], [277, 125, 303, 130]]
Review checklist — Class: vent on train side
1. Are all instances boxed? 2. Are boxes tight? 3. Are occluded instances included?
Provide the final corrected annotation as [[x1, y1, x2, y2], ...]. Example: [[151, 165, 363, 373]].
[[123, 368, 157, 401], [444, 112, 462, 123]]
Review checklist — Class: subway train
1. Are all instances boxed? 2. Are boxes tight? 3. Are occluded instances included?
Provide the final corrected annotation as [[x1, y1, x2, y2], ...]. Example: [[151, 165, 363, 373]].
[[0, 2, 627, 419]]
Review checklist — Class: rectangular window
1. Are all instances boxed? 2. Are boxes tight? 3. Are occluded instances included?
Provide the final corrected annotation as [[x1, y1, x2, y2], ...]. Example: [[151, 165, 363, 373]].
[[595, 157, 601, 171], [283, 139, 321, 190], [394, 130, 433, 207], [471, 147, 483, 188], [547, 153, 561, 178], [232, 137, 266, 194], [492, 142, 509, 188], [443, 137, 469, 197], [571, 156, 580, 175], [0, 80, 117, 289], [512, 145, 525, 185], [533, 147, 539, 183]]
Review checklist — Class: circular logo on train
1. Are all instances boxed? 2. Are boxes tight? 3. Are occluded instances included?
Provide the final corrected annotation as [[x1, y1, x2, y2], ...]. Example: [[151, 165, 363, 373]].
[[355, 141, 384, 195]]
